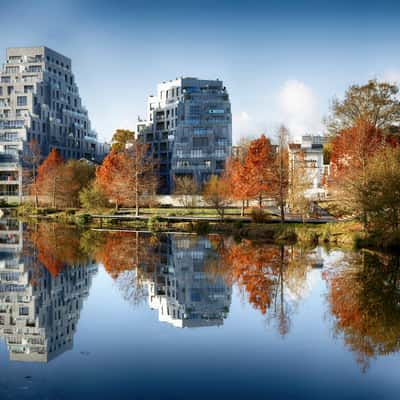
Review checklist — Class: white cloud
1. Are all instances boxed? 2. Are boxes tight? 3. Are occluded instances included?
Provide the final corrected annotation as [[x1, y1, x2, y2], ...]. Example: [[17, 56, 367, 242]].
[[277, 80, 322, 138]]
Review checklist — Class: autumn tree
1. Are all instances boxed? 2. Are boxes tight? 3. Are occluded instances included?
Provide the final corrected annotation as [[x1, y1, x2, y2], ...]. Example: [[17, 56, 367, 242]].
[[245, 135, 275, 207], [96, 150, 127, 209], [287, 149, 312, 221], [59, 159, 96, 207], [123, 139, 158, 216], [326, 79, 400, 135], [173, 175, 198, 208], [111, 129, 135, 152], [225, 157, 253, 216], [271, 125, 289, 223], [203, 174, 231, 220], [329, 119, 385, 224], [357, 146, 400, 234], [36, 149, 64, 208], [22, 139, 42, 208]]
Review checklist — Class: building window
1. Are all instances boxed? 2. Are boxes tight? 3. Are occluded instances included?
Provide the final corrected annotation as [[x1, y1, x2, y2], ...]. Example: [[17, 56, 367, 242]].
[[177, 160, 190, 167], [190, 149, 203, 158], [193, 137, 208, 147], [17, 96, 27, 106], [19, 307, 29, 316], [28, 65, 42, 73], [6, 67, 19, 74]]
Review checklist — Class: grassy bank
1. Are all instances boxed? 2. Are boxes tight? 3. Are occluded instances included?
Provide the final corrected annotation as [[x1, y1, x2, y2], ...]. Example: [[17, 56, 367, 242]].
[[16, 205, 399, 251]]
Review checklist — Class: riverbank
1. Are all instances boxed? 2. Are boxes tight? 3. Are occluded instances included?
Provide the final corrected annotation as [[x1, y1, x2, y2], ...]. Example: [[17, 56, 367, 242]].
[[15, 205, 399, 251]]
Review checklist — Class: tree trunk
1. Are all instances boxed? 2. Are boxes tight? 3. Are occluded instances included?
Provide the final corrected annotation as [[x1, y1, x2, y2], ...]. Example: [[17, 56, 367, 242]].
[[241, 200, 245, 217], [135, 170, 139, 217]]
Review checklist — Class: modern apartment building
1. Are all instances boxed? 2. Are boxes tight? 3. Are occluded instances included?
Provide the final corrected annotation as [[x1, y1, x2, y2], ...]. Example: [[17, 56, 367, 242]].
[[0, 46, 108, 202], [137, 77, 232, 193]]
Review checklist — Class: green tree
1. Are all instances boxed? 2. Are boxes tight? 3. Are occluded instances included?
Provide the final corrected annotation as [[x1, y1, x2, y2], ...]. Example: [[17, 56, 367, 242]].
[[79, 183, 108, 211], [111, 129, 135, 152], [173, 175, 198, 208], [203, 175, 231, 220], [326, 79, 400, 135], [357, 146, 400, 234]]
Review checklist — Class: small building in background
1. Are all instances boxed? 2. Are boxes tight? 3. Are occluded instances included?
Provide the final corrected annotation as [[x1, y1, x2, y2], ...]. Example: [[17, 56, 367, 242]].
[[288, 135, 329, 200]]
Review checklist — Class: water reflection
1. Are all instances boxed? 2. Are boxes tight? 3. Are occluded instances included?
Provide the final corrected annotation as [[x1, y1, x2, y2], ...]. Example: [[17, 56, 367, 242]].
[[90, 232, 232, 328], [0, 221, 399, 373], [0, 220, 97, 362], [324, 250, 400, 371]]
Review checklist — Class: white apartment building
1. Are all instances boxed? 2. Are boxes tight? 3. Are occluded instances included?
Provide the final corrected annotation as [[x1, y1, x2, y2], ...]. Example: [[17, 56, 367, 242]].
[[138, 77, 232, 193], [288, 135, 329, 200], [0, 46, 108, 202]]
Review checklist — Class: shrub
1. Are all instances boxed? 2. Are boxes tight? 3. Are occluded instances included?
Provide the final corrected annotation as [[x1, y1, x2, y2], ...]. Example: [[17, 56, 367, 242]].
[[233, 220, 244, 230], [250, 208, 268, 223], [192, 221, 210, 235], [76, 213, 91, 225], [79, 184, 108, 211], [65, 208, 76, 216], [147, 216, 165, 231]]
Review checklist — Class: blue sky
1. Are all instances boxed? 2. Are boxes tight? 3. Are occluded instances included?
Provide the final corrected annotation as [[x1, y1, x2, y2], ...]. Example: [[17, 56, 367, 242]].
[[1, 0, 399, 143]]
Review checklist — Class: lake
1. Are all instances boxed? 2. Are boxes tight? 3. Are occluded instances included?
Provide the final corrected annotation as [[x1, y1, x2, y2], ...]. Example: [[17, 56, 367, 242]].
[[0, 220, 399, 399]]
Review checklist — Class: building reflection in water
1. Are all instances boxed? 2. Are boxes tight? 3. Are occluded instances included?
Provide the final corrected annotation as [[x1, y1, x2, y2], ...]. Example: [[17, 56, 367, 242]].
[[0, 218, 97, 362], [146, 235, 232, 328]]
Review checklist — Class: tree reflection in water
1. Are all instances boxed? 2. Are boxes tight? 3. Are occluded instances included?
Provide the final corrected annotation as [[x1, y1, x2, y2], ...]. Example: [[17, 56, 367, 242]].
[[323, 250, 400, 371], [214, 237, 316, 336]]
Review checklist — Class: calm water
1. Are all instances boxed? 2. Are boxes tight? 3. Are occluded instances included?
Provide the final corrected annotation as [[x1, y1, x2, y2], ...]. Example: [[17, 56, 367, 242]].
[[0, 220, 399, 399]]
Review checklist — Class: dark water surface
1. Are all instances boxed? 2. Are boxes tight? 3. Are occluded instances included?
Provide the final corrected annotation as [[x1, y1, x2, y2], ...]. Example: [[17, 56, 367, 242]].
[[0, 221, 399, 399]]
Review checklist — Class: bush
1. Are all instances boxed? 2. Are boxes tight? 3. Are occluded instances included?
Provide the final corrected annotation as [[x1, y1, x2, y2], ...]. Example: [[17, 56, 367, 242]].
[[250, 208, 268, 223], [233, 220, 244, 230], [147, 216, 166, 231], [76, 213, 92, 225], [65, 208, 76, 216], [192, 221, 210, 235], [79, 184, 108, 211]]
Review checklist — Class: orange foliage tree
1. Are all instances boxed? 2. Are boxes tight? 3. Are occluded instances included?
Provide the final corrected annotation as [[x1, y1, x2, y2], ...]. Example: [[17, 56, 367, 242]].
[[244, 135, 275, 207], [95, 150, 127, 209], [329, 118, 397, 224], [225, 157, 253, 216], [36, 149, 64, 207]]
